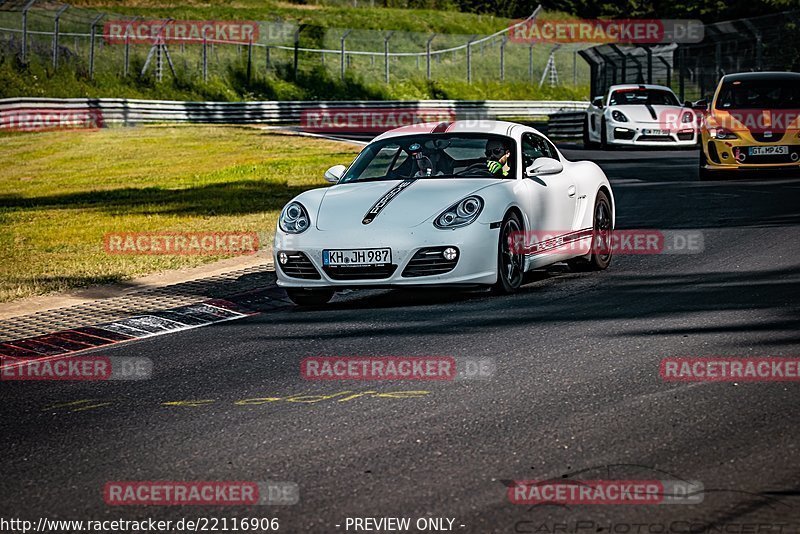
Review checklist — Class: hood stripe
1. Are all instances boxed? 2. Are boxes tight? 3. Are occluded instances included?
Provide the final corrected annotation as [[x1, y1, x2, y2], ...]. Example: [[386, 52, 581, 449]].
[[362, 179, 417, 225]]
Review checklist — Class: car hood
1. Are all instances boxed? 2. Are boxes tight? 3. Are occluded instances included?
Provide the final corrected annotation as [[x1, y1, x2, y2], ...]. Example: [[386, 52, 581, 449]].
[[315, 178, 500, 230], [709, 109, 800, 132], [611, 104, 686, 124]]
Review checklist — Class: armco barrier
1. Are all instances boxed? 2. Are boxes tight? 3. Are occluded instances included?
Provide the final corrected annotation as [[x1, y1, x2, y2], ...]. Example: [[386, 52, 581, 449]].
[[0, 98, 587, 130], [546, 110, 587, 139]]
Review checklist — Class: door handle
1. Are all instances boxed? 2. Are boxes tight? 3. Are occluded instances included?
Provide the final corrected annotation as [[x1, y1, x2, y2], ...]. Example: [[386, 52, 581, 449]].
[[567, 185, 576, 197]]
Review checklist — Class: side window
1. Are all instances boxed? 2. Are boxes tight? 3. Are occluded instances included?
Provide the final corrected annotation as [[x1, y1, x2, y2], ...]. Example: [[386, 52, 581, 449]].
[[522, 133, 559, 168]]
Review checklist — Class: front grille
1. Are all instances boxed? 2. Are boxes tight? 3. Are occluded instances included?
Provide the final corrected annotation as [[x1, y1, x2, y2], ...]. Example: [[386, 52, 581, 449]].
[[277, 251, 321, 280], [677, 132, 694, 141], [612, 128, 635, 140], [707, 141, 721, 163], [638, 135, 674, 142], [402, 247, 459, 278], [323, 265, 398, 280], [752, 131, 785, 143]]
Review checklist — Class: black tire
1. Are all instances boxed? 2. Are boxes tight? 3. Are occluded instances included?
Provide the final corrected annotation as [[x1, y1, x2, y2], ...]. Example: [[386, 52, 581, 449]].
[[698, 148, 714, 181], [492, 212, 525, 294], [568, 191, 613, 272], [583, 116, 596, 149], [600, 117, 609, 150], [285, 288, 335, 306]]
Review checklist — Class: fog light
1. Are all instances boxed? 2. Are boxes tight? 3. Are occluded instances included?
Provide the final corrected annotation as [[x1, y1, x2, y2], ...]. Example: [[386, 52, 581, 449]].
[[279, 252, 288, 265], [721, 153, 729, 159], [443, 247, 458, 261]]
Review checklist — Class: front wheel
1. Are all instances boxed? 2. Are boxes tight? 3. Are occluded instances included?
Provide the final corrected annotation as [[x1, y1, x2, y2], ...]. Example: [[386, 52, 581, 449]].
[[285, 288, 335, 306], [492, 212, 525, 294], [600, 118, 609, 149], [698, 148, 714, 181], [568, 191, 613, 272], [583, 116, 597, 149]]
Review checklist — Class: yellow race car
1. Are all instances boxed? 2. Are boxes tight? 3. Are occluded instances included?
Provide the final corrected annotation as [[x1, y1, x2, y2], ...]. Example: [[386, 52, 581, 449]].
[[698, 71, 800, 180]]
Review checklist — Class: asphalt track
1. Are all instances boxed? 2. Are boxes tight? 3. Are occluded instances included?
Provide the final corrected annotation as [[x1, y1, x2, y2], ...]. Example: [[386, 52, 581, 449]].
[[2, 145, 800, 533]]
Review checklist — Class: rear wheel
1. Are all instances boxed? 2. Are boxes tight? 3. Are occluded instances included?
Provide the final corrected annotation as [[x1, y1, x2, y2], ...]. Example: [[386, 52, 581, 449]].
[[492, 212, 525, 294], [568, 191, 613, 272], [285, 288, 335, 306]]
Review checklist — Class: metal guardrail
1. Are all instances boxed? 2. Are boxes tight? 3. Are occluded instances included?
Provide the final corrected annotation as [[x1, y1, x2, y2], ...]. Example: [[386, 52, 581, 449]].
[[0, 98, 588, 129], [546, 110, 586, 139]]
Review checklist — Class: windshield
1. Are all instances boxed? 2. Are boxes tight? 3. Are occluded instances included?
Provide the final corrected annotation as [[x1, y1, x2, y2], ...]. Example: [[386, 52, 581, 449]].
[[715, 79, 800, 110], [340, 134, 517, 183], [609, 88, 680, 106]]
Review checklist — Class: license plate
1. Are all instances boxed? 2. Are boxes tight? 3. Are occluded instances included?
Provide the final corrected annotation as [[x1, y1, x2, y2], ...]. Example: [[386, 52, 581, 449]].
[[323, 248, 391, 266], [642, 129, 670, 135], [749, 146, 788, 155]]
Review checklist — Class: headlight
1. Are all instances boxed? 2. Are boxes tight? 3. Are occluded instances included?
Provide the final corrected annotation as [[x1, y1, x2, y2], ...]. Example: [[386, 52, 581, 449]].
[[611, 110, 628, 123], [279, 201, 311, 234], [434, 196, 484, 229], [682, 112, 694, 123], [712, 128, 738, 140]]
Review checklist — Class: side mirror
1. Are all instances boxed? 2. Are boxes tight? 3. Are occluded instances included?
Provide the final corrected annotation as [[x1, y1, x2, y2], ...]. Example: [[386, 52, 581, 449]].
[[592, 96, 604, 108], [692, 99, 708, 111], [683, 100, 693, 108], [324, 164, 346, 183], [526, 157, 564, 177]]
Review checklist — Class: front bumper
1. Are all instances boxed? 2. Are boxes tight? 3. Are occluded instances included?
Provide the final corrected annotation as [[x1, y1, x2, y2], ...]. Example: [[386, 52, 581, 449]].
[[273, 224, 499, 288], [607, 121, 697, 146], [701, 135, 800, 171]]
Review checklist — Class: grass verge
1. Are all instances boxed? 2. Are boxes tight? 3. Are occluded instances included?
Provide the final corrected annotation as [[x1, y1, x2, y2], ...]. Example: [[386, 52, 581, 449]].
[[0, 0, 590, 101], [0, 125, 361, 302]]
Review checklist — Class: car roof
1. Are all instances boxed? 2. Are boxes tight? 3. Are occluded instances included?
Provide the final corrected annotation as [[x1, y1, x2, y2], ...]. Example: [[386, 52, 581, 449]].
[[720, 71, 800, 82], [372, 120, 533, 142], [608, 84, 674, 92]]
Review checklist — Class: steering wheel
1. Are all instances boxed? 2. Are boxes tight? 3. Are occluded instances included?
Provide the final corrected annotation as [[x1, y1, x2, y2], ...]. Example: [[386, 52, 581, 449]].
[[455, 162, 495, 177]]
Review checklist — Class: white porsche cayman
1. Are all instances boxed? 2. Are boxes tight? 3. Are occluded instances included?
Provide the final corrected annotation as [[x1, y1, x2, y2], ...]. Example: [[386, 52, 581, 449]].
[[274, 120, 615, 305], [585, 84, 698, 148]]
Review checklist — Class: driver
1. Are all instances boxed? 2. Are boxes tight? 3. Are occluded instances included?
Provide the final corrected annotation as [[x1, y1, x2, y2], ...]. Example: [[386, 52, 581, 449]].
[[485, 139, 511, 177]]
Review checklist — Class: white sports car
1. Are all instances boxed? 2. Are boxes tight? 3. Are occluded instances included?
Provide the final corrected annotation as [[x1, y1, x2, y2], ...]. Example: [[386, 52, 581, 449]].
[[274, 120, 615, 305], [585, 84, 698, 148]]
